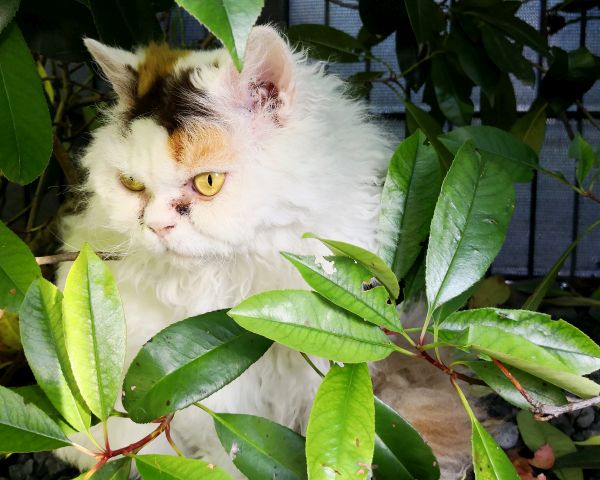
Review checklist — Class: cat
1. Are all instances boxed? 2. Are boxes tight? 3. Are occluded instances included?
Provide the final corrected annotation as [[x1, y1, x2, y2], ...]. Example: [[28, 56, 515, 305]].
[[55, 25, 470, 478]]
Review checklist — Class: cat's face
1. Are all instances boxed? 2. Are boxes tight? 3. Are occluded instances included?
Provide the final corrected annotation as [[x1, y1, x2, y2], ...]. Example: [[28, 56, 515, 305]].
[[82, 28, 299, 258]]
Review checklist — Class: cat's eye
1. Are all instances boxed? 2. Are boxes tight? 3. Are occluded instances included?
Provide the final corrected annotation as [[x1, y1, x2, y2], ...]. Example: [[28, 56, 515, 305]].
[[119, 174, 145, 192], [193, 172, 225, 197]]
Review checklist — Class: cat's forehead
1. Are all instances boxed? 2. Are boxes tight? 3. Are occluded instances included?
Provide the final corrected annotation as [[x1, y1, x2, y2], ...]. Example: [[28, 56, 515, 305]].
[[124, 44, 227, 134]]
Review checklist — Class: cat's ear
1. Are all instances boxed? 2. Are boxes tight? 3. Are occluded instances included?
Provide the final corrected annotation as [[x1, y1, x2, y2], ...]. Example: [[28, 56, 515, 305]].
[[84, 38, 138, 102], [237, 26, 296, 121]]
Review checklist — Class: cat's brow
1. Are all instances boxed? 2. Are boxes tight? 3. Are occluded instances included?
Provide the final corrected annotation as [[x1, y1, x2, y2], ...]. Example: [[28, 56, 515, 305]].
[[125, 44, 214, 133]]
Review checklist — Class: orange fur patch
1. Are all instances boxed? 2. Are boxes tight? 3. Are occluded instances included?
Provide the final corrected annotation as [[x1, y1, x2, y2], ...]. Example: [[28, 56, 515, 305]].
[[137, 43, 188, 97], [168, 125, 232, 170]]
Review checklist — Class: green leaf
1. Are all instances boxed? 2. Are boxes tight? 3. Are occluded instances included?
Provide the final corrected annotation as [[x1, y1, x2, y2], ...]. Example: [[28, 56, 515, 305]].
[[430, 56, 474, 126], [523, 219, 600, 310], [19, 278, 90, 432], [517, 411, 582, 480], [404, 0, 444, 43], [569, 133, 595, 187], [0, 22, 52, 184], [0, 385, 71, 452], [229, 290, 395, 363], [123, 311, 272, 423], [481, 26, 534, 84], [282, 253, 400, 331], [0, 0, 20, 33], [425, 143, 515, 313], [403, 101, 452, 172], [440, 310, 600, 397], [208, 412, 307, 479], [554, 447, 600, 469], [471, 415, 520, 479], [0, 220, 40, 312], [74, 458, 132, 480], [373, 397, 439, 480], [439, 125, 538, 182], [467, 361, 567, 410], [480, 73, 517, 131], [302, 234, 399, 301], [574, 436, 600, 447], [63, 243, 126, 421], [11, 385, 76, 436], [377, 130, 442, 282], [88, 0, 163, 50], [511, 103, 547, 154], [306, 363, 374, 480], [175, 0, 264, 71], [287, 24, 364, 63], [135, 455, 233, 479]]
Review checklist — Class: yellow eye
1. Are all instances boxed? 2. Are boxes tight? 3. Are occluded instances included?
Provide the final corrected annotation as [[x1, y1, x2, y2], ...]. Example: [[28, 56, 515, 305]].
[[193, 172, 225, 197], [119, 174, 145, 192]]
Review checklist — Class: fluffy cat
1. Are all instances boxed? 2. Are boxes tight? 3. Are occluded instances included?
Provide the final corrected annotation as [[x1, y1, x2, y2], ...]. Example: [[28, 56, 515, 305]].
[[56, 26, 470, 478]]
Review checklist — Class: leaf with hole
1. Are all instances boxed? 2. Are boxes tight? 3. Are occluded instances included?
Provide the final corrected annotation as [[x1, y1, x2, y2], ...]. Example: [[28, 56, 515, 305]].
[[63, 244, 126, 421], [306, 363, 374, 479], [0, 385, 71, 452], [229, 290, 396, 363], [426, 142, 515, 313], [303, 233, 399, 300], [19, 278, 90, 432], [208, 411, 307, 480], [123, 310, 272, 423], [378, 130, 442, 283]]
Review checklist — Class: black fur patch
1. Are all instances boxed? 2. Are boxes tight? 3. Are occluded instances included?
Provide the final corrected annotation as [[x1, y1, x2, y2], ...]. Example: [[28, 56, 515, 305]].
[[126, 68, 213, 133]]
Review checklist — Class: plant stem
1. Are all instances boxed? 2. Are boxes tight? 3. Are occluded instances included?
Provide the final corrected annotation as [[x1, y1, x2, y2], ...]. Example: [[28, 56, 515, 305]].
[[300, 352, 325, 377], [165, 424, 184, 456], [36, 251, 122, 265]]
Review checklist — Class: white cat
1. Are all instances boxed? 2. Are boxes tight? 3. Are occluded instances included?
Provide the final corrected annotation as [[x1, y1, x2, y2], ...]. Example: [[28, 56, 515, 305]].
[[56, 25, 395, 476]]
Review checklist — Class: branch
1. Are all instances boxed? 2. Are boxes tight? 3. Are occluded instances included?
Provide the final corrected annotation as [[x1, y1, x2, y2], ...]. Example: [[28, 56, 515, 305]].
[[419, 349, 486, 386], [52, 135, 81, 186], [576, 99, 600, 133], [36, 251, 122, 265]]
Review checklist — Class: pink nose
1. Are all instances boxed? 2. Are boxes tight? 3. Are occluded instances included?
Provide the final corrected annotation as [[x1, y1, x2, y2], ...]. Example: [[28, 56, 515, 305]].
[[148, 224, 175, 237]]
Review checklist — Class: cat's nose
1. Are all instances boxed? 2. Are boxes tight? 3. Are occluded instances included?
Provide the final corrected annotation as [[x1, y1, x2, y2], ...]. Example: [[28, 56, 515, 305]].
[[148, 223, 175, 237]]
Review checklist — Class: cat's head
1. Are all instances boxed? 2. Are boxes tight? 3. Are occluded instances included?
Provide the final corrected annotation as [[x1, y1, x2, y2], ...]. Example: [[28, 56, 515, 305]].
[[81, 26, 307, 258]]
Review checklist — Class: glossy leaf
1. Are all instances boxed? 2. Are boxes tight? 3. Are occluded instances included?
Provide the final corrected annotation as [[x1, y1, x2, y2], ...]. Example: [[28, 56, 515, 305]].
[[174, 0, 261, 71], [0, 0, 20, 33], [63, 244, 126, 421], [19, 278, 90, 432], [74, 458, 131, 480], [517, 411, 582, 480], [0, 22, 52, 184], [467, 361, 567, 410], [0, 220, 40, 312], [306, 363, 374, 480], [480, 73, 517, 131], [481, 26, 534, 84], [511, 103, 548, 154], [287, 24, 364, 63], [523, 219, 600, 311], [403, 101, 452, 172], [471, 414, 520, 479], [426, 143, 515, 313], [135, 455, 233, 479], [373, 397, 439, 480], [11, 385, 76, 436], [89, 0, 163, 50], [430, 56, 474, 126], [210, 412, 307, 479], [229, 290, 395, 363], [439, 125, 538, 182], [123, 311, 272, 423], [440, 311, 600, 398], [378, 130, 442, 282], [0, 385, 71, 452], [303, 234, 399, 300], [404, 0, 444, 43], [569, 133, 595, 186], [282, 253, 400, 331]]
